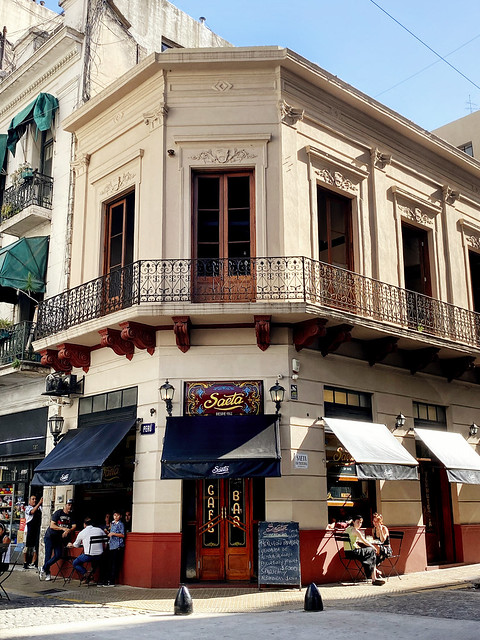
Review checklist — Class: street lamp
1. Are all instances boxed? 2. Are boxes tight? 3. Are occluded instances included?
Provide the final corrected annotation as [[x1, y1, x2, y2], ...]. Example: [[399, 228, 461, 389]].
[[159, 380, 175, 417], [469, 423, 479, 438], [395, 413, 406, 430], [269, 379, 285, 416], [48, 414, 65, 446]]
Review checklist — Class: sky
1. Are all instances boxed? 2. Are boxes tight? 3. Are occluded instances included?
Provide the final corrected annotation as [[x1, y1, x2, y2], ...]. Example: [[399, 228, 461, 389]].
[[40, 0, 480, 131]]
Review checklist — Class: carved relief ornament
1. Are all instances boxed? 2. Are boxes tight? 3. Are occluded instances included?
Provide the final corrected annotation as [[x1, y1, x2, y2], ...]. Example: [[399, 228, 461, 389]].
[[71, 153, 91, 177], [443, 185, 460, 205], [100, 171, 135, 196], [280, 100, 305, 126], [397, 202, 434, 227], [466, 234, 480, 250], [190, 148, 257, 164], [315, 167, 358, 193], [371, 148, 392, 170], [143, 104, 168, 131]]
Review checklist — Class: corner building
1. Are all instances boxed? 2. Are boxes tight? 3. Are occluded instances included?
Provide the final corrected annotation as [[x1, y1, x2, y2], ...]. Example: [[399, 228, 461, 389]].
[[33, 47, 480, 588]]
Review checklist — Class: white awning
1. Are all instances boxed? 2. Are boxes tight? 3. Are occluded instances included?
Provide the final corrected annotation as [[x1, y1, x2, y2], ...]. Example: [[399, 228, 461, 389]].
[[414, 428, 480, 484], [323, 417, 419, 481]]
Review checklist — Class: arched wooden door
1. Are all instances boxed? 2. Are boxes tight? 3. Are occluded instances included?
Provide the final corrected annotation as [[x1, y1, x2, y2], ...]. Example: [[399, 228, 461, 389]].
[[197, 478, 253, 581]]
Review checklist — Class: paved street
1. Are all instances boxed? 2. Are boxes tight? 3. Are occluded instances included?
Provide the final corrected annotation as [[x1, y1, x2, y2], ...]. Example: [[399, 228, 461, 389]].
[[1, 564, 479, 639]]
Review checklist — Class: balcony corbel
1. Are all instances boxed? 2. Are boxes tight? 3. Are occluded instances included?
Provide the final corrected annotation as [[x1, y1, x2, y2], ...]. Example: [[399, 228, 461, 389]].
[[119, 321, 156, 355], [40, 349, 72, 373], [441, 356, 475, 383], [57, 343, 91, 373], [319, 324, 353, 357], [254, 315, 271, 351], [366, 336, 399, 367], [99, 328, 134, 360], [172, 316, 191, 353], [405, 347, 439, 375], [293, 318, 328, 352]]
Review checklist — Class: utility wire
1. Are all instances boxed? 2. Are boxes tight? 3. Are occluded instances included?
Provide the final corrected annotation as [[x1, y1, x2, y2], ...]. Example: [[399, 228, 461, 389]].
[[368, 0, 480, 92], [375, 32, 480, 98]]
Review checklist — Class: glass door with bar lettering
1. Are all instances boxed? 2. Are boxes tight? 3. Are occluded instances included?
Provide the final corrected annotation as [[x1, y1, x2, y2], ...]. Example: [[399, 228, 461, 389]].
[[197, 478, 252, 581]]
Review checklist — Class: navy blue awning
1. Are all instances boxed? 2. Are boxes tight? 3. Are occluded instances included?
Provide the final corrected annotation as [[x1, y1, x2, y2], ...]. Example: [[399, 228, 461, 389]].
[[32, 420, 135, 485], [161, 415, 281, 479]]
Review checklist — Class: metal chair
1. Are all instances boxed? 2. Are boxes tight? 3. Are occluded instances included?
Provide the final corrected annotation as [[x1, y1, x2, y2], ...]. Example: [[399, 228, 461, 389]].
[[333, 531, 366, 583], [0, 543, 25, 600], [65, 534, 108, 586], [382, 530, 404, 579]]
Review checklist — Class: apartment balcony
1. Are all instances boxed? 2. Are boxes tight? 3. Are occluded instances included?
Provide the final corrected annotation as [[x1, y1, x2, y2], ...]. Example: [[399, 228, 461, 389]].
[[0, 321, 45, 382], [33, 257, 480, 376], [0, 172, 53, 236]]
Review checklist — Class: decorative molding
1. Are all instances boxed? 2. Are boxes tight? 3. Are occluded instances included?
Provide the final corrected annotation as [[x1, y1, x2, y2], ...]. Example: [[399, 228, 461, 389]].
[[443, 185, 460, 205], [57, 343, 91, 373], [254, 315, 271, 351], [315, 167, 358, 193], [405, 347, 439, 375], [113, 111, 125, 124], [293, 318, 328, 352], [143, 104, 168, 131], [371, 148, 392, 170], [441, 356, 475, 383], [172, 316, 191, 353], [212, 80, 233, 92], [190, 148, 257, 164], [99, 171, 135, 196], [365, 337, 398, 367], [318, 324, 353, 357], [390, 185, 441, 214], [71, 153, 91, 177], [397, 202, 435, 228], [305, 146, 369, 180], [174, 134, 271, 144], [39, 349, 72, 373], [280, 100, 304, 126], [119, 321, 156, 355], [465, 234, 480, 250], [98, 328, 134, 360]]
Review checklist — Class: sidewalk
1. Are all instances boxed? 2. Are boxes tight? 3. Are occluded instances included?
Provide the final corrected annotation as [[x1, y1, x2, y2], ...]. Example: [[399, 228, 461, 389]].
[[3, 563, 480, 613]]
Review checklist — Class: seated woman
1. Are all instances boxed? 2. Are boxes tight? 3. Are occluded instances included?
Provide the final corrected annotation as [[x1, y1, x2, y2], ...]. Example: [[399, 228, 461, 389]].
[[344, 515, 384, 585], [372, 512, 393, 571], [0, 523, 11, 545]]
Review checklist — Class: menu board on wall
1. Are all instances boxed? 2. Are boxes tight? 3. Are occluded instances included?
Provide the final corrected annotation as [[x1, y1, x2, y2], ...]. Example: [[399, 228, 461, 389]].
[[185, 381, 263, 416]]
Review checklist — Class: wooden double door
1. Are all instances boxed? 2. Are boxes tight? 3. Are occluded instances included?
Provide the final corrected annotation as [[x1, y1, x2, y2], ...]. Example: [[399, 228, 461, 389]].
[[197, 478, 253, 581]]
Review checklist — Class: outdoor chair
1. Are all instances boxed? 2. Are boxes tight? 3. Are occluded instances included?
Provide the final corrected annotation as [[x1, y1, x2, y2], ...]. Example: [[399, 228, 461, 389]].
[[382, 530, 404, 579], [0, 543, 25, 600], [65, 534, 109, 586], [334, 531, 366, 583]]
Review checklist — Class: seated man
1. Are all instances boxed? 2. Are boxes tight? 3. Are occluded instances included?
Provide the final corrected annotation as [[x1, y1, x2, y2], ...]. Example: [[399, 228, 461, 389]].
[[67, 517, 105, 584]]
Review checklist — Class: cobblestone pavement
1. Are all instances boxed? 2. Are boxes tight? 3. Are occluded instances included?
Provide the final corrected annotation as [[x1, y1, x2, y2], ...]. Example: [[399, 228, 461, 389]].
[[0, 564, 479, 634]]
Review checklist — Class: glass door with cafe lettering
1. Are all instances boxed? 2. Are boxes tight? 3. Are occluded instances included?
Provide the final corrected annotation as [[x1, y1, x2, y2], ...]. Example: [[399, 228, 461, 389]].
[[197, 478, 252, 581]]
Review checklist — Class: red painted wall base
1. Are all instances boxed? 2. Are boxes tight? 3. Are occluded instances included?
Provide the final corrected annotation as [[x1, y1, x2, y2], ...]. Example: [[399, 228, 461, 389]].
[[122, 532, 182, 588], [454, 524, 480, 564]]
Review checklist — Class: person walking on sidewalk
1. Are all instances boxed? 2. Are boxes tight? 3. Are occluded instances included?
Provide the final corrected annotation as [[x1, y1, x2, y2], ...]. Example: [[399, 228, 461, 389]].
[[67, 517, 106, 584], [39, 499, 76, 581], [23, 495, 43, 569], [103, 510, 125, 586]]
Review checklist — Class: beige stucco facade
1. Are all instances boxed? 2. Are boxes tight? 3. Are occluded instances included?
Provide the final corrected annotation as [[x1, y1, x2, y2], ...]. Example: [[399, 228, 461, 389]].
[[31, 46, 480, 586]]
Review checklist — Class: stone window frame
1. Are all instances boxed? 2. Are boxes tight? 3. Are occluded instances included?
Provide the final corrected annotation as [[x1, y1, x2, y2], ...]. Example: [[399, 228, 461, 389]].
[[458, 218, 480, 312]]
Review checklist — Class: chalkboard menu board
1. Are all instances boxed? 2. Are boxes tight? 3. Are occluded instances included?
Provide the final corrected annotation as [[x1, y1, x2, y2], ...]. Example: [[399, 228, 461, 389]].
[[258, 521, 301, 588]]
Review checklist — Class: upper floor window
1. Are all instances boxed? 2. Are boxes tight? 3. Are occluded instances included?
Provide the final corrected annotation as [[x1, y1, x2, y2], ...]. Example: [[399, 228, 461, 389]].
[[402, 223, 432, 296], [458, 142, 474, 157], [104, 191, 135, 275], [40, 131, 53, 177], [161, 37, 181, 51], [468, 250, 480, 312], [317, 187, 353, 270]]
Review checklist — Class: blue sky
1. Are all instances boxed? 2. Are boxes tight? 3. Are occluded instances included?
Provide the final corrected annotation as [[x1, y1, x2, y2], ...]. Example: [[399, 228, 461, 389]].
[[42, 0, 480, 131]]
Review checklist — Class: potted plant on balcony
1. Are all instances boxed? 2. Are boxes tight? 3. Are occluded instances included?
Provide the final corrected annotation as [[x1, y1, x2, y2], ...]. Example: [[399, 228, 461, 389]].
[[0, 319, 12, 340], [0, 202, 19, 220], [11, 162, 33, 186]]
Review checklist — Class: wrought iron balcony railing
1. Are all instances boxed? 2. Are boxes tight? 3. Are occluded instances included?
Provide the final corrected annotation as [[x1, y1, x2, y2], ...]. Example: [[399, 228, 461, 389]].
[[0, 321, 41, 366], [1, 171, 53, 221], [34, 257, 480, 349]]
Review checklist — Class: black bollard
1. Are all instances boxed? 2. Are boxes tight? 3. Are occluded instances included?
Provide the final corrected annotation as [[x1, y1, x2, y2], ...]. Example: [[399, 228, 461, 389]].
[[304, 582, 323, 611], [174, 584, 193, 615]]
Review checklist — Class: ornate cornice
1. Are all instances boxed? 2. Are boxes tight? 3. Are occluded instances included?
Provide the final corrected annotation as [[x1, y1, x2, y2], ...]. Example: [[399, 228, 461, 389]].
[[57, 343, 91, 373], [190, 148, 257, 164], [39, 349, 72, 373], [99, 328, 134, 360], [280, 100, 304, 126], [119, 321, 156, 355]]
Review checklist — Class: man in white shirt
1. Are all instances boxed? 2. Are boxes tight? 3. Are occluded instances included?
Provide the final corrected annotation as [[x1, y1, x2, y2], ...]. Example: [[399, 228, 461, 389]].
[[67, 517, 105, 584]]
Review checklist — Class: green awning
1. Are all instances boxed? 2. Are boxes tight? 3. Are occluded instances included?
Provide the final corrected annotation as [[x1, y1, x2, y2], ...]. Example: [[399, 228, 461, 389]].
[[0, 134, 7, 171], [0, 237, 49, 299], [7, 93, 58, 156]]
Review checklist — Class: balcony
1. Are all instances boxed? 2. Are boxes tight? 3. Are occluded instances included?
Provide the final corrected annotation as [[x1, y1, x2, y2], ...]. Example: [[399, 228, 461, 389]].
[[33, 257, 480, 358], [0, 321, 43, 369], [0, 172, 53, 236]]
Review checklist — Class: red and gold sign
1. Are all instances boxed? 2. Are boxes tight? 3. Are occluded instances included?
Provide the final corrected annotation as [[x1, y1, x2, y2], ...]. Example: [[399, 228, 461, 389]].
[[185, 381, 263, 416]]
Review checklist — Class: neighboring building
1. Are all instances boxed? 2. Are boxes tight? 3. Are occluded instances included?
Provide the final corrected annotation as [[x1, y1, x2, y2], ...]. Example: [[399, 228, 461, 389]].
[[433, 110, 480, 159], [0, 0, 229, 543], [32, 46, 480, 588]]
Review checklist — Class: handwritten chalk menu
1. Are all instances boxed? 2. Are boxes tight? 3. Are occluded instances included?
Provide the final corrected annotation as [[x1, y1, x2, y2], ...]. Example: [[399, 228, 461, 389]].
[[258, 521, 301, 588]]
